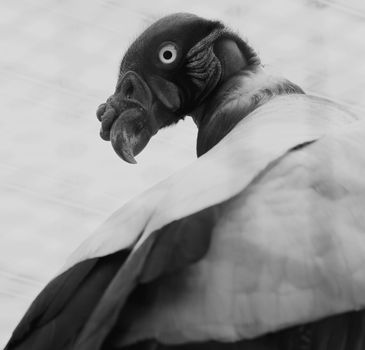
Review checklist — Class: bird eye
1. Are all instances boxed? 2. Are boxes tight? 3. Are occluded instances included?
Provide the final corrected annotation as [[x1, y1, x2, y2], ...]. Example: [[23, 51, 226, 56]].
[[158, 43, 178, 64]]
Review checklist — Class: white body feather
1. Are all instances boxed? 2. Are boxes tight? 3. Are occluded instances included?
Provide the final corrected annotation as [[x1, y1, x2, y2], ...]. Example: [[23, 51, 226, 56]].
[[65, 94, 364, 344]]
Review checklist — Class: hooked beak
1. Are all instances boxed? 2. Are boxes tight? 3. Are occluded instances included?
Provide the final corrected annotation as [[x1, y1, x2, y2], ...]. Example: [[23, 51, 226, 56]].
[[109, 107, 153, 164], [97, 71, 181, 164]]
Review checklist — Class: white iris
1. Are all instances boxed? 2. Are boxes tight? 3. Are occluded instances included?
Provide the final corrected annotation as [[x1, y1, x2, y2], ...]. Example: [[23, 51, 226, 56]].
[[159, 43, 177, 64]]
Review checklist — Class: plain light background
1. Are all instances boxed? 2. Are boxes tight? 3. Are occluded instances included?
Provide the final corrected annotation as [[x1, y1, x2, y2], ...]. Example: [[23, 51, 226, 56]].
[[1, 0, 365, 347]]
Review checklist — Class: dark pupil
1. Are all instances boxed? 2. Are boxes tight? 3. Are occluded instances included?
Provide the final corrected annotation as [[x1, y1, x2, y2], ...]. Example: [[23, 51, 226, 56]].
[[163, 50, 173, 60]]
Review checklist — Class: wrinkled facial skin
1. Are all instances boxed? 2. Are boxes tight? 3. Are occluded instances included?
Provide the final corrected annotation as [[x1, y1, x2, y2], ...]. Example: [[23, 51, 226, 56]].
[[96, 13, 248, 163]]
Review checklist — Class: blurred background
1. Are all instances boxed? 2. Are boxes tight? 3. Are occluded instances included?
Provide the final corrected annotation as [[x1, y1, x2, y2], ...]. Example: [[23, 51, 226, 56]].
[[1, 0, 365, 346]]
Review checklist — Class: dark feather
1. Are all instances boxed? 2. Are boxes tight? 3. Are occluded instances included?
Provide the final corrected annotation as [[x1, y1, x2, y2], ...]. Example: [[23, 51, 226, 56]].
[[75, 206, 218, 349], [6, 205, 218, 349], [112, 309, 365, 350], [5, 250, 129, 350]]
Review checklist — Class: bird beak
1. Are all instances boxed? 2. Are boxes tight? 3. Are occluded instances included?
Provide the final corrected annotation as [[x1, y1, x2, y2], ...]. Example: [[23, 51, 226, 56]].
[[97, 71, 157, 164], [109, 107, 153, 164], [97, 70, 182, 164]]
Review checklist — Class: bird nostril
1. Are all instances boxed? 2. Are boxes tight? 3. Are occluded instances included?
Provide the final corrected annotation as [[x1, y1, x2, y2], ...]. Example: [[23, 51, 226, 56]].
[[124, 81, 134, 100], [134, 119, 145, 134]]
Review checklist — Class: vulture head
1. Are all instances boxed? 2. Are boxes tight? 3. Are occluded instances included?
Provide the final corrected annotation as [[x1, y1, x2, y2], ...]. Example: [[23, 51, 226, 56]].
[[97, 13, 262, 163]]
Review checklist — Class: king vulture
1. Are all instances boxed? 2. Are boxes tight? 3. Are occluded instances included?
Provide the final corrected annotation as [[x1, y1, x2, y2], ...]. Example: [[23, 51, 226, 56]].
[[6, 12, 365, 350]]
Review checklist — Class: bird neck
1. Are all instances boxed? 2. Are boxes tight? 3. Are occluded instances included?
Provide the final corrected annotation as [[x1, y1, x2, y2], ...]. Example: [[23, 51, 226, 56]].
[[191, 66, 305, 157]]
